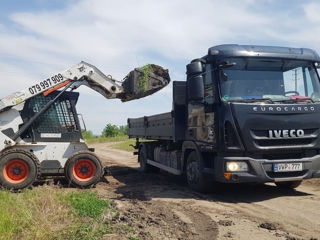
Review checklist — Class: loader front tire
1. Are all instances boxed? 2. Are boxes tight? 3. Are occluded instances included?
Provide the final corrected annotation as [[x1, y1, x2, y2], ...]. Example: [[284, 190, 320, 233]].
[[65, 151, 103, 188], [0, 149, 40, 190]]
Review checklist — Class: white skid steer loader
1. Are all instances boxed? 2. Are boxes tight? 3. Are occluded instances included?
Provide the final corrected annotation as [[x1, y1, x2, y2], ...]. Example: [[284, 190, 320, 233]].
[[0, 62, 170, 190]]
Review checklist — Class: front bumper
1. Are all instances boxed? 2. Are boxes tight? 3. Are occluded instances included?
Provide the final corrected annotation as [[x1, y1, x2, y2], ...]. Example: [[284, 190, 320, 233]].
[[209, 154, 320, 183]]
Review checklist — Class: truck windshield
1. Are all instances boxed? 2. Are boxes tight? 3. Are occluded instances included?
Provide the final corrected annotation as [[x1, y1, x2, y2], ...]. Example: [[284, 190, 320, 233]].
[[220, 58, 320, 102]]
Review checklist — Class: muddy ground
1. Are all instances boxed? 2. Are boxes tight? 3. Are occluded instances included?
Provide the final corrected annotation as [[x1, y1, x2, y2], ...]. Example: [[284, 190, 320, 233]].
[[92, 143, 320, 240]]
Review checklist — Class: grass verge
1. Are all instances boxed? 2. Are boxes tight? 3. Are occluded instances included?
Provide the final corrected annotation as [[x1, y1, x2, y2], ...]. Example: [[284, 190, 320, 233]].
[[85, 135, 129, 144], [0, 187, 135, 240], [110, 139, 136, 151]]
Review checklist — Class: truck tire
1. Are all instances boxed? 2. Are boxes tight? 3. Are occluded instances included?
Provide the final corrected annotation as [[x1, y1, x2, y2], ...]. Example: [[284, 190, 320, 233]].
[[139, 145, 159, 173], [65, 151, 103, 188], [275, 180, 302, 189], [186, 151, 210, 193], [0, 149, 40, 190]]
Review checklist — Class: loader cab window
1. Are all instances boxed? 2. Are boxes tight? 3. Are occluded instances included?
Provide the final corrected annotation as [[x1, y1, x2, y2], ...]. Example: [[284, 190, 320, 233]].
[[20, 91, 81, 142], [54, 100, 77, 132]]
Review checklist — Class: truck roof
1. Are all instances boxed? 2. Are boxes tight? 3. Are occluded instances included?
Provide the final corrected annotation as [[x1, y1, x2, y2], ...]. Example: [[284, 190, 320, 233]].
[[203, 44, 320, 62]]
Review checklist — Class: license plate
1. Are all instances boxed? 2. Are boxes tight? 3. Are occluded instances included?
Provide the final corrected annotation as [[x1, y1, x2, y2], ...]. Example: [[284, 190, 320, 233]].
[[273, 163, 303, 172]]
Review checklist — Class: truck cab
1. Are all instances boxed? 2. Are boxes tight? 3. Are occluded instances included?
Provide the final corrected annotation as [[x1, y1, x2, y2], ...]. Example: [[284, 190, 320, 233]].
[[128, 44, 320, 192], [187, 44, 320, 184]]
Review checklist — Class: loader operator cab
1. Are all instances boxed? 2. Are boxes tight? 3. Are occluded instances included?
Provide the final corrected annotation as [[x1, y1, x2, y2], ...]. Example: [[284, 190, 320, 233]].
[[20, 91, 82, 143]]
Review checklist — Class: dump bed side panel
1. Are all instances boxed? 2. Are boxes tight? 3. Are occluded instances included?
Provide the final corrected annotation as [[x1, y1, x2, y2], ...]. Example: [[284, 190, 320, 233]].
[[128, 112, 174, 140]]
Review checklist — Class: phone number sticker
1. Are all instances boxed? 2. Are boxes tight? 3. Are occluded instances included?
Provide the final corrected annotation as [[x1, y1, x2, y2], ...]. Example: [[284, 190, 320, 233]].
[[29, 74, 64, 95]]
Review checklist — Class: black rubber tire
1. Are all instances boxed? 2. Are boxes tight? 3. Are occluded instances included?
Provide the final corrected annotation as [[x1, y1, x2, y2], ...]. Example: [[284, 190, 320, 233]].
[[275, 180, 302, 189], [138, 145, 159, 173], [65, 151, 103, 188], [186, 151, 210, 193], [0, 149, 40, 190]]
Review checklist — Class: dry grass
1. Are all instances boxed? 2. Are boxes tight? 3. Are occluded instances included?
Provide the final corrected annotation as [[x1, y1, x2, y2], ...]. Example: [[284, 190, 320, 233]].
[[0, 186, 129, 240], [0, 186, 72, 240], [85, 135, 129, 144], [110, 139, 136, 152]]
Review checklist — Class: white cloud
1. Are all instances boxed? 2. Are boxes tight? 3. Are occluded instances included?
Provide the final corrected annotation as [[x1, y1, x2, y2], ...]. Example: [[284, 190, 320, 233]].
[[304, 2, 320, 23], [0, 62, 39, 94], [6, 0, 270, 64]]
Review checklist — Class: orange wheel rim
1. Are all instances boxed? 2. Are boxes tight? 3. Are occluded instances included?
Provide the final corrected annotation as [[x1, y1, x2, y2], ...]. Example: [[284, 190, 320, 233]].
[[3, 159, 29, 183], [73, 159, 96, 181]]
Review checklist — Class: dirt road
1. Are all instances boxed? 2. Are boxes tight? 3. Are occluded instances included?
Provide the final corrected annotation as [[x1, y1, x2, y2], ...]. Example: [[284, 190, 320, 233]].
[[92, 143, 320, 240]]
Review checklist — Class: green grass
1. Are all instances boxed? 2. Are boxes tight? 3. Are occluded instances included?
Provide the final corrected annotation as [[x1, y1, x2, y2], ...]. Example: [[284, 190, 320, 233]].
[[0, 187, 133, 240], [66, 192, 109, 219], [57, 222, 112, 240], [84, 134, 138, 152], [110, 139, 136, 151], [0, 187, 71, 240], [85, 134, 129, 144], [130, 237, 139, 240], [140, 64, 152, 92]]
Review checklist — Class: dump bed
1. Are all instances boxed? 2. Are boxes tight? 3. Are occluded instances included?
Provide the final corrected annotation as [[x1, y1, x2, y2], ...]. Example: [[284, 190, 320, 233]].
[[128, 112, 174, 140], [128, 81, 187, 141]]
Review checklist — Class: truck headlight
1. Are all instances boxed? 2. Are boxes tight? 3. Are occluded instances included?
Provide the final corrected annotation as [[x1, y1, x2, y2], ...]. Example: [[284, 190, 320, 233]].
[[226, 161, 248, 172]]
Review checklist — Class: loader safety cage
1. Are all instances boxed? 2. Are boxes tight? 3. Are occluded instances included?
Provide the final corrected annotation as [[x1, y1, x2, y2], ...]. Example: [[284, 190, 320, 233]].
[[20, 91, 82, 142]]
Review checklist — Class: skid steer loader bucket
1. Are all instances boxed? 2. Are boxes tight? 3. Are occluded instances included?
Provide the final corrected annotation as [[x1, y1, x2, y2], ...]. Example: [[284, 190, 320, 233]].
[[120, 64, 170, 102]]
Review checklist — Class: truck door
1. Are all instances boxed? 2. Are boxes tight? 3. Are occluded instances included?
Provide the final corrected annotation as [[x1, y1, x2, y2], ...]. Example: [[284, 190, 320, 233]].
[[187, 61, 216, 143]]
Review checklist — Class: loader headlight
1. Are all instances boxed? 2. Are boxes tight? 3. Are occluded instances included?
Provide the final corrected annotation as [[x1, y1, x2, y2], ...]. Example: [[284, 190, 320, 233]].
[[226, 161, 248, 172]]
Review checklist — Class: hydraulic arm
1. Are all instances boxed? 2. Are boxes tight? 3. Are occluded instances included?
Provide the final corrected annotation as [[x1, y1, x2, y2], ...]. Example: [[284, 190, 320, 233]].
[[0, 61, 170, 112]]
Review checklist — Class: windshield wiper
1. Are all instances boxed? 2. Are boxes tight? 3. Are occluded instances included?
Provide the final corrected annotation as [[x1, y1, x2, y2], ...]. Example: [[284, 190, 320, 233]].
[[229, 98, 274, 103], [276, 98, 314, 103]]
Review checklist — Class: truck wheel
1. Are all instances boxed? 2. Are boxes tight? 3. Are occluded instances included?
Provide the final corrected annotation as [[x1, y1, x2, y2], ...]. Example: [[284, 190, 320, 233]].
[[275, 180, 302, 189], [139, 145, 159, 173], [65, 151, 103, 188], [186, 151, 209, 193], [0, 149, 40, 190]]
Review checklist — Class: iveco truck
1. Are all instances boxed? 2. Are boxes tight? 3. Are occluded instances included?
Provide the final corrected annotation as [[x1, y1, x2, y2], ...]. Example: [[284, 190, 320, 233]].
[[128, 44, 320, 192]]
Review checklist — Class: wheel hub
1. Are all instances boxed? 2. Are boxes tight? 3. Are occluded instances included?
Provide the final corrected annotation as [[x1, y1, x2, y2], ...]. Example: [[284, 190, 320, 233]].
[[73, 159, 96, 181], [80, 165, 89, 174], [4, 159, 29, 183], [12, 167, 22, 175]]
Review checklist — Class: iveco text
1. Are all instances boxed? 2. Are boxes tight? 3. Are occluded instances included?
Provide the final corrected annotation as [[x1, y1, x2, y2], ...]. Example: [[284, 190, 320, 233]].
[[268, 129, 304, 138]]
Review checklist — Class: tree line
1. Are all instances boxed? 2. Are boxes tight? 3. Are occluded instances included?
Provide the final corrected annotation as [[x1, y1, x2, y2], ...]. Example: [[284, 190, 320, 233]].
[[82, 124, 128, 139]]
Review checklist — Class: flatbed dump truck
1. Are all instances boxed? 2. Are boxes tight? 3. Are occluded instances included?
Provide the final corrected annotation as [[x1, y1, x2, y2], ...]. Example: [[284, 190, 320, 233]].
[[128, 44, 320, 192]]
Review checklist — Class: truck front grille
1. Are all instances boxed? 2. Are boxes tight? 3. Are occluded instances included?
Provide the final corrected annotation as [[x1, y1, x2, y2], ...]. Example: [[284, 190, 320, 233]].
[[266, 170, 308, 178], [251, 128, 318, 148]]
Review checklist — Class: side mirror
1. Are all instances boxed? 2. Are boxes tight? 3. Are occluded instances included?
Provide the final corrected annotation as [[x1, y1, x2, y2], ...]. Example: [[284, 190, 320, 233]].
[[186, 61, 204, 102], [316, 62, 320, 69], [187, 75, 204, 102]]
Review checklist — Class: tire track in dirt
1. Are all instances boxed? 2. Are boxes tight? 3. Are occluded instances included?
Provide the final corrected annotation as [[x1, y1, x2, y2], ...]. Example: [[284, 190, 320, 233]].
[[92, 143, 320, 240]]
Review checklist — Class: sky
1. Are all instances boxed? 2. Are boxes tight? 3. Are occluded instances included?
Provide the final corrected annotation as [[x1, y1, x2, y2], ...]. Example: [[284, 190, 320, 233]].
[[1, 0, 320, 134]]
